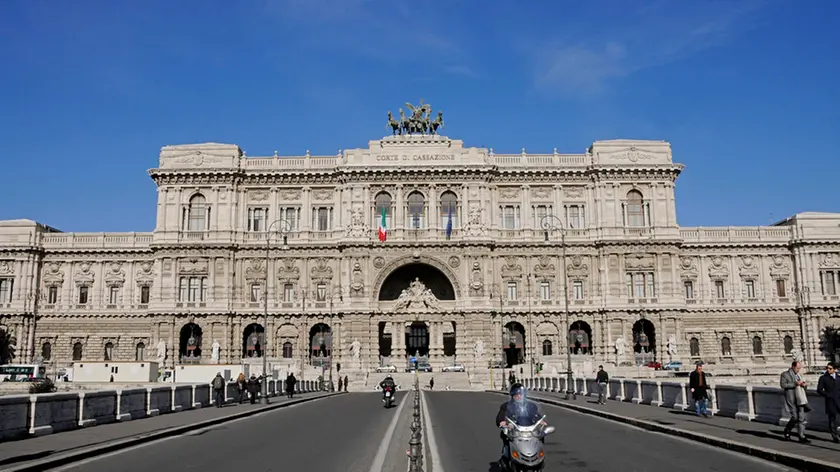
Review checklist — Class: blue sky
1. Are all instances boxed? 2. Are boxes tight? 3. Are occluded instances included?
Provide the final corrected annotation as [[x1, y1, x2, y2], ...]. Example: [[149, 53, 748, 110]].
[[1, 0, 838, 232]]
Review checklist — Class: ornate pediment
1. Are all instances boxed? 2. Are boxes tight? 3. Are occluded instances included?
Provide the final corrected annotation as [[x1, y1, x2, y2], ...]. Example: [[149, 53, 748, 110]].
[[563, 187, 585, 199], [278, 259, 300, 282], [43, 262, 65, 286], [819, 253, 840, 269], [0, 260, 13, 275], [180, 258, 209, 275], [280, 188, 301, 201], [530, 187, 553, 200], [104, 261, 126, 287], [245, 259, 266, 281], [392, 278, 441, 312], [249, 189, 270, 202], [498, 187, 520, 199], [769, 255, 791, 278], [534, 255, 555, 279], [135, 261, 155, 284], [74, 261, 95, 286], [310, 258, 333, 283], [501, 256, 523, 279], [679, 256, 699, 280], [346, 207, 369, 238], [625, 254, 655, 270], [463, 205, 487, 237], [566, 255, 589, 278], [738, 255, 760, 278], [708, 256, 729, 280]]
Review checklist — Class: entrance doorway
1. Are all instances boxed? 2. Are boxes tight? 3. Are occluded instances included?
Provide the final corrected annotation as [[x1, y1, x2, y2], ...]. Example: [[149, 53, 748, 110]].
[[405, 322, 429, 358], [633, 319, 657, 365], [504, 322, 525, 368]]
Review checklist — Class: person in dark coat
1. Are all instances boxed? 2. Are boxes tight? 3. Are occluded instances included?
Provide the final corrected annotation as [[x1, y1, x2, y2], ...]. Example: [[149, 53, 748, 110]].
[[246, 374, 261, 404], [817, 362, 840, 443], [688, 361, 710, 417], [285, 373, 297, 398], [344, 375, 349, 392]]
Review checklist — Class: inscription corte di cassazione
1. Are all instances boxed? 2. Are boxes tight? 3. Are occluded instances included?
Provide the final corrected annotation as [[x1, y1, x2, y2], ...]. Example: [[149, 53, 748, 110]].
[[376, 153, 456, 162]]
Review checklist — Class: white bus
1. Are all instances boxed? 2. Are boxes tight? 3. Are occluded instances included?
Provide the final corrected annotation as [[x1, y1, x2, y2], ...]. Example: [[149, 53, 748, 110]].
[[0, 364, 47, 382]]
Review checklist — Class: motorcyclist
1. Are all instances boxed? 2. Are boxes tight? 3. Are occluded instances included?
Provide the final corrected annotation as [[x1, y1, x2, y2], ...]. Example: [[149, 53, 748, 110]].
[[379, 375, 397, 402], [496, 383, 546, 463]]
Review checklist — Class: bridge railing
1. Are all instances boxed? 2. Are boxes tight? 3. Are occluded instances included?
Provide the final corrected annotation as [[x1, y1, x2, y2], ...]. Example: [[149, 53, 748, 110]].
[[0, 379, 320, 441], [516, 376, 834, 432]]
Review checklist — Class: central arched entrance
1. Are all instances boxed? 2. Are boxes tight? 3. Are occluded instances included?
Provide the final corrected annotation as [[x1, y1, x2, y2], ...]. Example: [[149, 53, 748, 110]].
[[378, 263, 456, 301], [406, 322, 429, 357]]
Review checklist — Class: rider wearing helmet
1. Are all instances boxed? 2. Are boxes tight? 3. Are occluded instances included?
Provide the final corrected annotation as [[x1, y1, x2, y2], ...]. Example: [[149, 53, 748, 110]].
[[496, 383, 544, 462], [379, 374, 397, 402]]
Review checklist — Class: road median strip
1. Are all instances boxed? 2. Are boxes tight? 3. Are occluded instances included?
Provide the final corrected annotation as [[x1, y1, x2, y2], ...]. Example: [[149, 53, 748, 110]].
[[4, 392, 344, 472], [486, 390, 840, 472]]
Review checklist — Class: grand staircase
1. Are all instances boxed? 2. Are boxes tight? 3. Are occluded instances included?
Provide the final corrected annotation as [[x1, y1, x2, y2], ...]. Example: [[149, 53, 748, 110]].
[[365, 371, 477, 391]]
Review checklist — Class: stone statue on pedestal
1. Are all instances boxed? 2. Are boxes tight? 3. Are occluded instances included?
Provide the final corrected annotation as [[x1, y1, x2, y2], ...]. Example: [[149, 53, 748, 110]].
[[473, 339, 485, 359], [614, 337, 626, 359], [211, 340, 221, 362], [156, 339, 166, 364], [350, 339, 361, 360]]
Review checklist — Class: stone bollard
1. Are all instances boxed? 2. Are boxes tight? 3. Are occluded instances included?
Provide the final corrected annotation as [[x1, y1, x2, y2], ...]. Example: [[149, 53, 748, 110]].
[[408, 378, 424, 472]]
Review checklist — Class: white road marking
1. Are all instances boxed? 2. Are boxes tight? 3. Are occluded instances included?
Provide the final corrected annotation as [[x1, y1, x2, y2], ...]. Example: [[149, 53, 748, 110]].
[[50, 398, 327, 471], [368, 394, 410, 472], [420, 390, 444, 472]]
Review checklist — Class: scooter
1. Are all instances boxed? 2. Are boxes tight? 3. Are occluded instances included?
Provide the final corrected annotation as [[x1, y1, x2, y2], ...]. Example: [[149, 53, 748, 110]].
[[382, 386, 395, 408], [500, 414, 555, 471]]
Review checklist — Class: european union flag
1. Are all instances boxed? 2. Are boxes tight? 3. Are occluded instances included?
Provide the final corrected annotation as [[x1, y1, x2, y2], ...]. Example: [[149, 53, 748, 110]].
[[445, 207, 453, 240]]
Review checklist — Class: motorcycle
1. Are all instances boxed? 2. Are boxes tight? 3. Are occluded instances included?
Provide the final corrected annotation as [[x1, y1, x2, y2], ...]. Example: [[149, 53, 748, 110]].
[[499, 414, 555, 471], [382, 386, 395, 408]]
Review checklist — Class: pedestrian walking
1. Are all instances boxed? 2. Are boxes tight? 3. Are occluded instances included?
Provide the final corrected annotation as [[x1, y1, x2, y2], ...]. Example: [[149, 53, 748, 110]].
[[781, 360, 811, 443], [246, 374, 260, 404], [338, 376, 343, 392], [817, 362, 839, 443], [212, 372, 225, 408], [689, 361, 710, 417], [236, 372, 247, 404], [285, 372, 297, 398], [429, 377, 435, 390], [344, 375, 349, 392], [595, 365, 609, 404]]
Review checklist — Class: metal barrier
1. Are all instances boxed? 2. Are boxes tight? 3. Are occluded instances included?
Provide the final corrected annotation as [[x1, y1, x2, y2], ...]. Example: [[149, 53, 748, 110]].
[[408, 376, 424, 472]]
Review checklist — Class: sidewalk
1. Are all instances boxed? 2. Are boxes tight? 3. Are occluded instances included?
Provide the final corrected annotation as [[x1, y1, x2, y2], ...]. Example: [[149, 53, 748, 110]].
[[0, 392, 336, 471], [524, 390, 840, 471]]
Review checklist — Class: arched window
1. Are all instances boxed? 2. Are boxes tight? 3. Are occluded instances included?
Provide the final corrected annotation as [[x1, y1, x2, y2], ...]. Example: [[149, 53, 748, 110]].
[[41, 342, 52, 361], [783, 335, 794, 354], [626, 190, 645, 227], [185, 194, 209, 231], [439, 191, 458, 229], [136, 342, 146, 361], [689, 337, 700, 357], [542, 339, 553, 356], [72, 342, 83, 361], [720, 337, 731, 356], [752, 336, 763, 355], [282, 342, 293, 359], [407, 192, 425, 229], [104, 342, 114, 361], [374, 192, 392, 228]]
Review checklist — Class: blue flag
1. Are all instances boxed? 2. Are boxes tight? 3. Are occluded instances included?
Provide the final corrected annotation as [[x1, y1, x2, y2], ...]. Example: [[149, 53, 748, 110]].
[[445, 207, 453, 240]]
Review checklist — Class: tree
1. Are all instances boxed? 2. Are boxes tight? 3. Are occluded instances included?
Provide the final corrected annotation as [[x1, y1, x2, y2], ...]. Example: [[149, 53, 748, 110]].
[[820, 325, 840, 363], [0, 329, 16, 365]]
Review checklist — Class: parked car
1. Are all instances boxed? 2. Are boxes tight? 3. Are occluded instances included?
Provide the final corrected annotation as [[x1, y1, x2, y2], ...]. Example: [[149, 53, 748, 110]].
[[376, 365, 397, 373], [662, 361, 683, 371], [442, 364, 466, 372], [406, 362, 433, 372], [645, 361, 662, 370]]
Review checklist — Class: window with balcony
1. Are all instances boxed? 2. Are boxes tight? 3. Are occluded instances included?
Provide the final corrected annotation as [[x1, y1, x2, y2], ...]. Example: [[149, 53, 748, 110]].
[[684, 280, 695, 299], [374, 192, 393, 229], [247, 207, 267, 232], [48, 286, 58, 304], [566, 205, 585, 229], [625, 272, 655, 298], [714, 280, 725, 299], [0, 278, 12, 303], [313, 207, 333, 231], [506, 281, 518, 301], [183, 194, 210, 231], [501, 205, 519, 229], [572, 280, 584, 300], [279, 207, 300, 231], [539, 281, 550, 301], [283, 283, 294, 302], [108, 286, 120, 305], [140, 286, 150, 304], [821, 270, 837, 295], [407, 192, 426, 229], [179, 277, 207, 302], [250, 283, 262, 302], [624, 190, 649, 227], [775, 279, 787, 298], [78, 286, 89, 305], [439, 191, 458, 228], [744, 280, 756, 299]]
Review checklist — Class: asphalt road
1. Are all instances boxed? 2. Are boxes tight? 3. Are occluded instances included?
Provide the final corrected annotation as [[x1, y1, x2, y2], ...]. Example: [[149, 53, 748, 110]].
[[56, 392, 414, 472], [423, 392, 797, 472]]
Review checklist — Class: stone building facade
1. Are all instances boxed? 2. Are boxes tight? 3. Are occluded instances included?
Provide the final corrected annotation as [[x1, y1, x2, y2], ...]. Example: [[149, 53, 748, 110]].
[[2, 133, 840, 378]]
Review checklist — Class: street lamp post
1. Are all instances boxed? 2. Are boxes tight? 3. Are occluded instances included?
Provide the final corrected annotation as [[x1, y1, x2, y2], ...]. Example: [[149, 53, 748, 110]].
[[541, 215, 575, 400], [263, 219, 291, 405]]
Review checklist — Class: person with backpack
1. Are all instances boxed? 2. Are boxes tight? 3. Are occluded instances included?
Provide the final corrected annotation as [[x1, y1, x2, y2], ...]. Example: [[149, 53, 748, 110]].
[[212, 373, 226, 408]]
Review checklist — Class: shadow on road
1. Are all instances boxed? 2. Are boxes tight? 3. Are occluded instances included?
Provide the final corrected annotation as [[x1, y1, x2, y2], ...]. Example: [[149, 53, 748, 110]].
[[487, 460, 502, 472], [0, 451, 54, 467]]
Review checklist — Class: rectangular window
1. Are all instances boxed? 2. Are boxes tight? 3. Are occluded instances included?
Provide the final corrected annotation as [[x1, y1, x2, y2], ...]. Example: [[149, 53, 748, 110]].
[[573, 280, 584, 300], [179, 277, 187, 302], [626, 272, 655, 298], [822, 271, 836, 296], [181, 276, 208, 302], [715, 280, 725, 299], [250, 283, 261, 302], [283, 283, 294, 302], [48, 286, 58, 304], [534, 205, 549, 229], [539, 281, 550, 300], [0, 278, 12, 303], [140, 286, 150, 304], [567, 205, 585, 229], [775, 279, 786, 298], [684, 280, 694, 299], [313, 207, 332, 231], [280, 207, 299, 231], [109, 286, 119, 305], [247, 207, 267, 232], [189, 277, 200, 302], [506, 281, 518, 301], [745, 280, 756, 299], [316, 283, 327, 301], [78, 286, 89, 304], [502, 205, 518, 229]]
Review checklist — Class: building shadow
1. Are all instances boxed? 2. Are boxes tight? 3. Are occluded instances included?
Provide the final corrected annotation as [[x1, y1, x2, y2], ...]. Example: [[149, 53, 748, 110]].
[[0, 451, 54, 467]]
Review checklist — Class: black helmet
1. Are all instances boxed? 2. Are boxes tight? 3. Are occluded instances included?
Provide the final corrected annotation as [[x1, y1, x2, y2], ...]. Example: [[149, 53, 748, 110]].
[[509, 382, 525, 397]]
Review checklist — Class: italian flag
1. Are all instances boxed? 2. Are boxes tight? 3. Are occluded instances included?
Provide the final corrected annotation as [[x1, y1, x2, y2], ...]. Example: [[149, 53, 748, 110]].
[[378, 207, 387, 242]]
